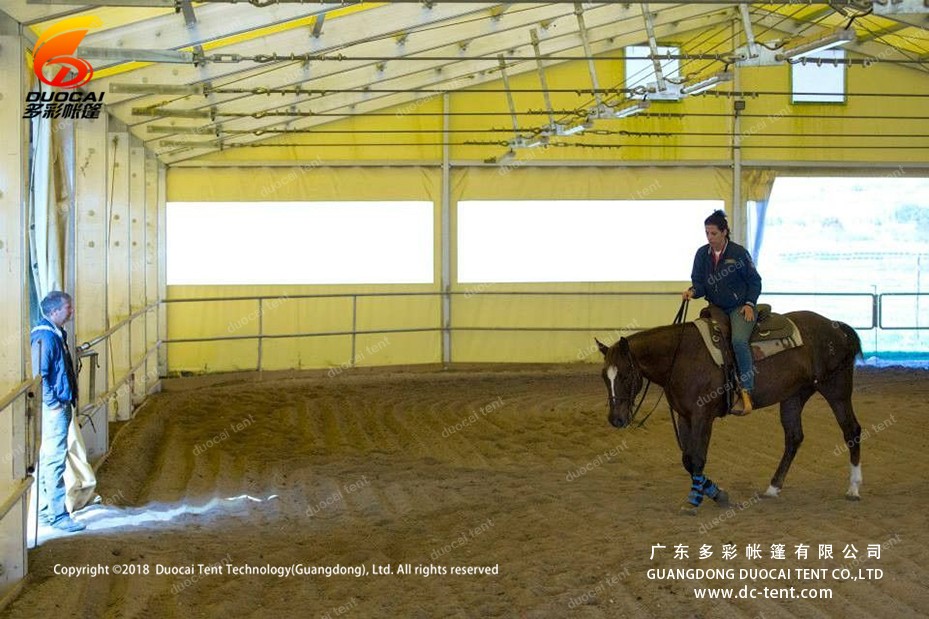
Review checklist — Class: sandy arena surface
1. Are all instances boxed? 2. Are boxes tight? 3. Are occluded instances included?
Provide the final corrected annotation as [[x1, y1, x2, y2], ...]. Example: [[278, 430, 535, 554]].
[[2, 364, 927, 618]]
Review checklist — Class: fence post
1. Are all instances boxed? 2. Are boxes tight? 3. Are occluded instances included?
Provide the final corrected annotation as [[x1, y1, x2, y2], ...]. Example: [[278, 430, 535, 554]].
[[257, 298, 263, 372], [351, 295, 357, 368]]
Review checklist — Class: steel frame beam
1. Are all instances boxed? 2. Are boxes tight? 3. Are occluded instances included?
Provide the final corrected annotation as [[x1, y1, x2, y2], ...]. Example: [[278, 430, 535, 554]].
[[157, 6, 733, 162]]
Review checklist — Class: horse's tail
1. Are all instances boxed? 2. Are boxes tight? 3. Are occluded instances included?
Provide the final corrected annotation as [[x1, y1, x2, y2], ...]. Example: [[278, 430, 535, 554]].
[[838, 322, 863, 360]]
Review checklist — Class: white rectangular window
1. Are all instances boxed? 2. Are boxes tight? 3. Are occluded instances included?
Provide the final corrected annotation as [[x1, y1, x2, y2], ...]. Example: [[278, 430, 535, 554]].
[[791, 49, 846, 103], [166, 201, 434, 285], [457, 200, 721, 283], [625, 45, 680, 99], [757, 175, 929, 357]]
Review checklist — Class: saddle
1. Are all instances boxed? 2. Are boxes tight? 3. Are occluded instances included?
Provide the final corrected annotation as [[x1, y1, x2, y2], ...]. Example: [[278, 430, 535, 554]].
[[693, 304, 803, 415], [699, 304, 799, 353], [694, 304, 803, 387]]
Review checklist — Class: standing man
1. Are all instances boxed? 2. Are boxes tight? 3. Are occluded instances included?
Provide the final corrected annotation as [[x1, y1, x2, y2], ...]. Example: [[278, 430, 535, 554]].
[[31, 291, 85, 532]]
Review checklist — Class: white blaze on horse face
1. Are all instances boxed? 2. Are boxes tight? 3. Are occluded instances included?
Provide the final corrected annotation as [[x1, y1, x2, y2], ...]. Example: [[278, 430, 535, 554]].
[[607, 366, 619, 399]]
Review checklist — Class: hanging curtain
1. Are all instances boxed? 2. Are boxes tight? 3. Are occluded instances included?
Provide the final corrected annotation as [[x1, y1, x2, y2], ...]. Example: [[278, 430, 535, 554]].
[[28, 82, 66, 296], [28, 82, 98, 513], [743, 169, 778, 263]]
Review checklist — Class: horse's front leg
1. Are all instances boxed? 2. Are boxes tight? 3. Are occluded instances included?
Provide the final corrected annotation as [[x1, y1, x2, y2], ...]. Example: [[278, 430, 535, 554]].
[[678, 412, 729, 514]]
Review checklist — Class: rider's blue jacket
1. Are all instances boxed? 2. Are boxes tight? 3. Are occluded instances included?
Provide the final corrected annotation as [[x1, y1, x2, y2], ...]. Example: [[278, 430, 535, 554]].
[[690, 240, 762, 312]]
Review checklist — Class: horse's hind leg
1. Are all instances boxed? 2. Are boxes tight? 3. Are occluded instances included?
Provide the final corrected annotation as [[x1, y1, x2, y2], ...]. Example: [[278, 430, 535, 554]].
[[829, 398, 861, 501], [766, 387, 815, 498], [832, 397, 863, 500], [820, 379, 863, 500]]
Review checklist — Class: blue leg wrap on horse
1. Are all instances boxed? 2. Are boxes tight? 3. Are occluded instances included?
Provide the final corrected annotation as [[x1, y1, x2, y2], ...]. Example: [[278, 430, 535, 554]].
[[701, 478, 720, 500], [688, 475, 706, 506], [688, 489, 704, 506]]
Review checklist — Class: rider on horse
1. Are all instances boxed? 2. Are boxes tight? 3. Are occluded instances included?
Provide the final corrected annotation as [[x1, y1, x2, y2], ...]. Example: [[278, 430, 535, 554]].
[[683, 210, 762, 414]]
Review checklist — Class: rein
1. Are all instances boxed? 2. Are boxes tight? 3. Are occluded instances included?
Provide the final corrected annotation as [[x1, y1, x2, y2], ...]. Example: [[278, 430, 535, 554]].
[[631, 300, 689, 448]]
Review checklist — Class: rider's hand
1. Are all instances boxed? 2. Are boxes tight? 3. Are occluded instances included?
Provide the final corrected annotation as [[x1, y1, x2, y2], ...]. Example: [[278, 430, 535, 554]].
[[741, 304, 755, 322], [682, 287, 695, 300]]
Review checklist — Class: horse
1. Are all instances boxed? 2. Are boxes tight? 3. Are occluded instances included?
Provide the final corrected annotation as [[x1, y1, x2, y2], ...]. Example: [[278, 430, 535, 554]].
[[596, 310, 863, 513]]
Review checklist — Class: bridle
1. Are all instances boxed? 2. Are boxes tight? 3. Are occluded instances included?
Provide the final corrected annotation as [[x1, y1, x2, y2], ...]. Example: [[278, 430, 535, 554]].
[[609, 299, 689, 434], [607, 354, 644, 422]]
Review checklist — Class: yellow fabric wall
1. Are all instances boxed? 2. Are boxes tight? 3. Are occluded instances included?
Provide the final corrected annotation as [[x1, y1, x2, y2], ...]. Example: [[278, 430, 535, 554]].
[[164, 43, 927, 371], [165, 167, 444, 372], [165, 164, 731, 370], [738, 62, 929, 163], [184, 38, 929, 166]]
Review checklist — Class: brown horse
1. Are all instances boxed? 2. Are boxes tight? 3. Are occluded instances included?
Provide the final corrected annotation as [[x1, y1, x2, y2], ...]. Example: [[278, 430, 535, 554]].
[[597, 310, 862, 512]]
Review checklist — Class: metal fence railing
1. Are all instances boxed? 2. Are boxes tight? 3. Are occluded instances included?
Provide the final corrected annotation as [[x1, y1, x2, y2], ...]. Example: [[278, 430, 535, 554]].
[[161, 290, 927, 369], [878, 293, 929, 330]]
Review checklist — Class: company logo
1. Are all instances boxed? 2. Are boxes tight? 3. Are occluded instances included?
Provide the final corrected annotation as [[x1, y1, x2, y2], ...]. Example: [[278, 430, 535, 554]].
[[33, 16, 102, 89]]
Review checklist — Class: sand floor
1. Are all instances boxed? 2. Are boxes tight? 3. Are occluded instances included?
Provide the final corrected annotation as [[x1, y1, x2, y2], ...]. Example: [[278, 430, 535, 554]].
[[2, 364, 927, 618]]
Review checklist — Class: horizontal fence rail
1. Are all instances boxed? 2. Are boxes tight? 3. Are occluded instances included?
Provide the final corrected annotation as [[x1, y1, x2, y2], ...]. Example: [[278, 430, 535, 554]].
[[76, 301, 160, 352], [0, 478, 34, 523], [878, 293, 929, 330], [72, 300, 163, 429], [161, 290, 922, 371]]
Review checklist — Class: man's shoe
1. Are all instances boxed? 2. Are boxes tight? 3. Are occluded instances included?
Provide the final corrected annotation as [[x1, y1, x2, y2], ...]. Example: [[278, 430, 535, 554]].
[[731, 390, 753, 416], [50, 517, 85, 532]]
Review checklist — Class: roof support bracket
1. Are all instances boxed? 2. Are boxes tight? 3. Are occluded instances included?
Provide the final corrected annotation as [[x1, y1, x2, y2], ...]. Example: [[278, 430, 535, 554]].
[[574, 2, 603, 107], [78, 47, 195, 63], [738, 4, 758, 59], [489, 6, 508, 22], [640, 3, 668, 92], [497, 54, 521, 136], [178, 0, 196, 26], [497, 54, 546, 150], [311, 13, 325, 38], [530, 29, 556, 128]]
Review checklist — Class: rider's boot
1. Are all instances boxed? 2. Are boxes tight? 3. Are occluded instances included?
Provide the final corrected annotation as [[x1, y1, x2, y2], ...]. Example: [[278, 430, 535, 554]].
[[730, 390, 753, 416]]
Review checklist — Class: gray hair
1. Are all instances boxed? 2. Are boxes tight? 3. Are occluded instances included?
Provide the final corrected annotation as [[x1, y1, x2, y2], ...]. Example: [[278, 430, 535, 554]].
[[40, 291, 72, 316]]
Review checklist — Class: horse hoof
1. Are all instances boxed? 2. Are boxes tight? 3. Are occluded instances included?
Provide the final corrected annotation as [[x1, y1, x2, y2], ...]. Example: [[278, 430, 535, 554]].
[[845, 493, 861, 502], [713, 490, 730, 507], [679, 504, 699, 516]]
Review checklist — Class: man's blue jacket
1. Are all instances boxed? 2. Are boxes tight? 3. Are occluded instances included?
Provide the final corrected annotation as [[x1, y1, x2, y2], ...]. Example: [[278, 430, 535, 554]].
[[31, 318, 78, 409]]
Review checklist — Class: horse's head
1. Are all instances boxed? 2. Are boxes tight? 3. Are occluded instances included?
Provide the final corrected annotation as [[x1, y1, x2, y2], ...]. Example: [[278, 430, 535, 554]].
[[597, 337, 643, 429]]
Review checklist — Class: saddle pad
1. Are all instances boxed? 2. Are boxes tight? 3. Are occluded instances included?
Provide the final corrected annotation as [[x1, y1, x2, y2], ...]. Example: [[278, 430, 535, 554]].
[[751, 318, 804, 362], [693, 317, 804, 368], [694, 318, 726, 367]]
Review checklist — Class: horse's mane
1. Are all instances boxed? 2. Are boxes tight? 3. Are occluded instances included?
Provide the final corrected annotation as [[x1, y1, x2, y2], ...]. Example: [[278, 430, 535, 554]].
[[627, 321, 691, 345]]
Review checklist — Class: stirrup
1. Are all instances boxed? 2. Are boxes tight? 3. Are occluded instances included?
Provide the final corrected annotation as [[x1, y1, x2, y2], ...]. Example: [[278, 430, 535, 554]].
[[731, 390, 753, 416]]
